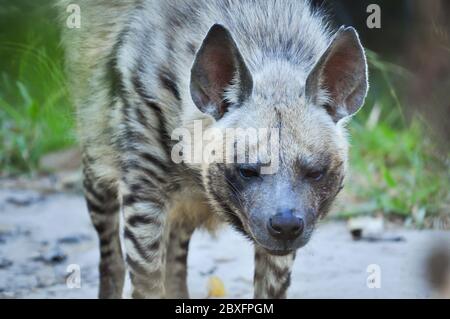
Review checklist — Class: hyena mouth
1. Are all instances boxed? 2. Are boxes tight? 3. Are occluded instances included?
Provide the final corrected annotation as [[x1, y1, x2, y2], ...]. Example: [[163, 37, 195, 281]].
[[263, 247, 295, 257], [257, 236, 311, 256]]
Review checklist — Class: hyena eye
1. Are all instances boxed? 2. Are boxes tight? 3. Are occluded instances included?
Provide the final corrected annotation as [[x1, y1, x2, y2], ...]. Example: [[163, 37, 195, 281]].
[[238, 166, 260, 179], [305, 170, 325, 181]]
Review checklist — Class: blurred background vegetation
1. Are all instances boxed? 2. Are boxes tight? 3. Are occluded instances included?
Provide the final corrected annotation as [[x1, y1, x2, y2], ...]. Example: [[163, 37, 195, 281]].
[[0, 0, 74, 174], [0, 0, 448, 228]]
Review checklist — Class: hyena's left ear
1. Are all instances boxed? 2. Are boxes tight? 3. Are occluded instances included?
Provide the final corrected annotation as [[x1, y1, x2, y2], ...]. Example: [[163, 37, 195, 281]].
[[190, 24, 253, 120], [305, 26, 368, 123]]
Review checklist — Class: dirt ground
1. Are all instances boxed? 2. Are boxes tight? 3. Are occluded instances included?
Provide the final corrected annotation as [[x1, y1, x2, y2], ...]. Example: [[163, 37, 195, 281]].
[[0, 188, 448, 299]]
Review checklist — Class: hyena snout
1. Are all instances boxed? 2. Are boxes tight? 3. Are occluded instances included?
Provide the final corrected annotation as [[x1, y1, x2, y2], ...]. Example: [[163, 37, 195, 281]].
[[249, 205, 316, 255], [267, 209, 304, 241]]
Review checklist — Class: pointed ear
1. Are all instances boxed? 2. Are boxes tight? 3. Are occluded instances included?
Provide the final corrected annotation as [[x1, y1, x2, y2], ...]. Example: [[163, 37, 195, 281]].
[[305, 26, 368, 123], [190, 24, 253, 120]]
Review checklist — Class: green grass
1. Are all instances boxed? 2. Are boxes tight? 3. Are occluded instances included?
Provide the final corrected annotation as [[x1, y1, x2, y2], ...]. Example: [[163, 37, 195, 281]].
[[0, 1, 75, 175], [0, 2, 448, 226], [345, 119, 449, 224]]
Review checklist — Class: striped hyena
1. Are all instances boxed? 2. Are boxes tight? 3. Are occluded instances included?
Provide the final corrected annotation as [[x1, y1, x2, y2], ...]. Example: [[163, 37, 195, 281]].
[[59, 0, 368, 298]]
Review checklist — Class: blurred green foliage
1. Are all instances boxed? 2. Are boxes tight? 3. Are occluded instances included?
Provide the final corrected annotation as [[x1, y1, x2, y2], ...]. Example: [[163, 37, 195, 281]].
[[0, 0, 75, 174], [0, 1, 448, 224]]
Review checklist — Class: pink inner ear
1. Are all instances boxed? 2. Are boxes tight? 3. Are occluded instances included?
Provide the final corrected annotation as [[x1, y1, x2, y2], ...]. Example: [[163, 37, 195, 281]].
[[322, 48, 360, 104], [306, 27, 367, 122], [191, 24, 253, 118], [203, 48, 236, 102]]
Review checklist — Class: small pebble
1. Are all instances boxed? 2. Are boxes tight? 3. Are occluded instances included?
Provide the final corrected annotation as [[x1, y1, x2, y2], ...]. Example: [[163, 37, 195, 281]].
[[58, 234, 90, 244], [32, 247, 67, 265], [0, 258, 13, 269]]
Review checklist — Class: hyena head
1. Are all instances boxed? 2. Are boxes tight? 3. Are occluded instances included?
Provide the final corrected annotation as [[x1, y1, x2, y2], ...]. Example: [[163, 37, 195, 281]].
[[190, 25, 368, 255]]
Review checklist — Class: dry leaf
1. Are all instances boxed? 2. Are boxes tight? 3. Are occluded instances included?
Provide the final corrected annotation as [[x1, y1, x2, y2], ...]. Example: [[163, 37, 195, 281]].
[[207, 276, 226, 297]]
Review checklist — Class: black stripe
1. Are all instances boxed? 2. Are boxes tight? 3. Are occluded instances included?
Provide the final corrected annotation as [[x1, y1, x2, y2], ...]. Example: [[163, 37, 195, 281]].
[[179, 239, 190, 251], [122, 194, 164, 208], [123, 194, 138, 207], [123, 127, 149, 146], [159, 70, 181, 101], [132, 72, 155, 101], [85, 180, 117, 202], [100, 247, 115, 259], [86, 197, 107, 214], [124, 228, 149, 260], [106, 55, 124, 99], [126, 254, 150, 277], [187, 42, 197, 55], [147, 239, 160, 251], [86, 196, 119, 215], [123, 160, 167, 185], [131, 73, 173, 157], [99, 228, 116, 242], [144, 101, 173, 157], [135, 106, 151, 131], [83, 179, 104, 203], [138, 152, 169, 172], [125, 229, 160, 255], [127, 214, 160, 228], [92, 221, 106, 234], [136, 176, 158, 190], [129, 176, 159, 194], [175, 252, 188, 264], [106, 22, 132, 99]]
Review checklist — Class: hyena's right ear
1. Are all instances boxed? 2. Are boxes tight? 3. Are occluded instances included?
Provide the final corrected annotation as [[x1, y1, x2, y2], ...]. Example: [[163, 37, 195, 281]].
[[305, 26, 368, 123], [190, 24, 253, 120]]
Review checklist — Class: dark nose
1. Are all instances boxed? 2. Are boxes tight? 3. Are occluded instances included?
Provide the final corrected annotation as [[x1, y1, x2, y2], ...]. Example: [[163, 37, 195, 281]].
[[267, 209, 304, 240]]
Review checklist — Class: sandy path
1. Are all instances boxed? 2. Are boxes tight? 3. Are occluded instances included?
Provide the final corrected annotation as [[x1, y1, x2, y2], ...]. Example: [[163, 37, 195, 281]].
[[0, 190, 448, 298]]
